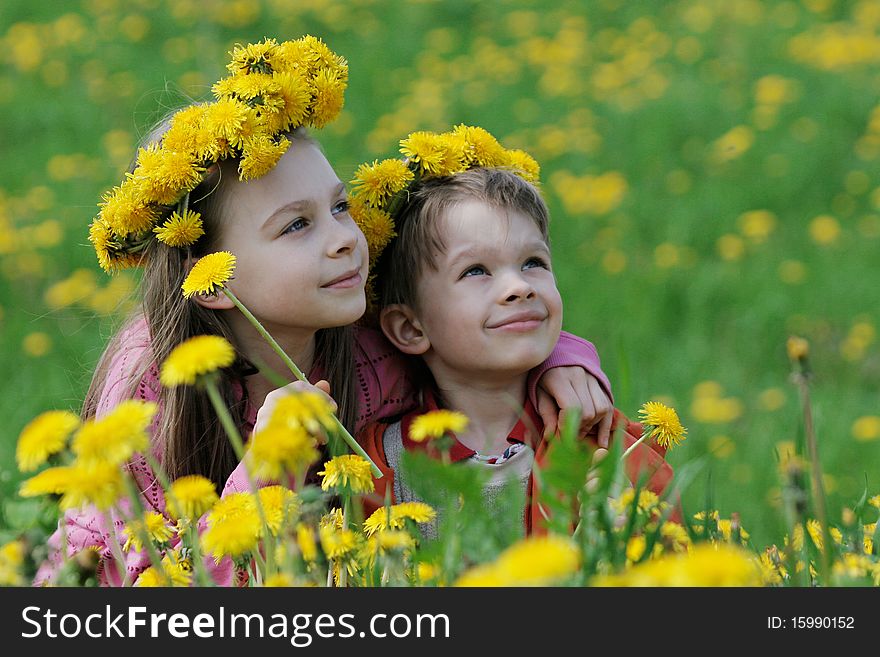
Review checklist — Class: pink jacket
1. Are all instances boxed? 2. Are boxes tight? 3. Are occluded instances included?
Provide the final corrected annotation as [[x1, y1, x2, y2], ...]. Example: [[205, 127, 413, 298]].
[[34, 316, 610, 586]]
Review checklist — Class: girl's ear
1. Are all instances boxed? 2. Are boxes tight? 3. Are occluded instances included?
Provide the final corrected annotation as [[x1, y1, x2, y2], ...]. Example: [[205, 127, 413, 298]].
[[379, 304, 430, 355], [185, 256, 235, 310], [191, 291, 235, 311]]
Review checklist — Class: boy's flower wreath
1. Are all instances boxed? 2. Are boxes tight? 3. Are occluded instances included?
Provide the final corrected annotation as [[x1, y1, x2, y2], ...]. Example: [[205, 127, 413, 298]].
[[347, 125, 540, 295], [89, 36, 348, 273]]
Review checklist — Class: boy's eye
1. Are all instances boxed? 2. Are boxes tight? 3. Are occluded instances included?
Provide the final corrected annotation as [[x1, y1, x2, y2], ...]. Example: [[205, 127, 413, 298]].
[[332, 199, 350, 216], [461, 265, 488, 278], [281, 218, 309, 235], [523, 256, 549, 270]]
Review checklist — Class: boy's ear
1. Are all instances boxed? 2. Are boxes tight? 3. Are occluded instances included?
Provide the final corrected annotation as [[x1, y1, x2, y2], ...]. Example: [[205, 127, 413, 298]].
[[379, 304, 430, 355], [185, 257, 235, 311]]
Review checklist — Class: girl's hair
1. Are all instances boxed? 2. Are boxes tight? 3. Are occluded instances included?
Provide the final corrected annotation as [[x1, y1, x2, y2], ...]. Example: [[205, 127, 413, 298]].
[[82, 121, 358, 491], [373, 167, 550, 311]]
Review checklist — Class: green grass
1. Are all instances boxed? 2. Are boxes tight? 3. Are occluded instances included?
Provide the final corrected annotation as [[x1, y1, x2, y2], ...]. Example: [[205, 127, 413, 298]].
[[2, 0, 879, 552]]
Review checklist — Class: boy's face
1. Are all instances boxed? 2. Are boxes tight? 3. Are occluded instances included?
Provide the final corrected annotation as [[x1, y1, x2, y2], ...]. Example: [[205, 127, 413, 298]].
[[412, 199, 563, 382]]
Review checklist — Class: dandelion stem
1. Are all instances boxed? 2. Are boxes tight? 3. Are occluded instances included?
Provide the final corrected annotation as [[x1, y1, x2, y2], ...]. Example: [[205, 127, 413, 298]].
[[222, 286, 382, 478], [204, 378, 247, 461], [122, 474, 169, 578], [203, 378, 276, 576], [793, 371, 833, 584], [620, 431, 649, 461]]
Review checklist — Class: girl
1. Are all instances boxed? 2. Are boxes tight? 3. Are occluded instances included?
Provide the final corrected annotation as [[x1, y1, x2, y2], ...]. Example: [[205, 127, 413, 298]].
[[34, 37, 612, 586]]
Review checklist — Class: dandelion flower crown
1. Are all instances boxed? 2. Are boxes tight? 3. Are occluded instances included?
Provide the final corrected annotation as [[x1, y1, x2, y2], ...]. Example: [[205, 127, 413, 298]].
[[89, 36, 348, 273], [348, 124, 541, 275]]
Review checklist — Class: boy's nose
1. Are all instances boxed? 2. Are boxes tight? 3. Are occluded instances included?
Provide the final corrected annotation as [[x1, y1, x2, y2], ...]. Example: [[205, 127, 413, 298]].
[[502, 273, 536, 303]]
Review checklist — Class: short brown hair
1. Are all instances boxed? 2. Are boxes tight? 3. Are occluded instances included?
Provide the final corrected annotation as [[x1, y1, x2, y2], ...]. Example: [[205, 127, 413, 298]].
[[373, 167, 550, 310]]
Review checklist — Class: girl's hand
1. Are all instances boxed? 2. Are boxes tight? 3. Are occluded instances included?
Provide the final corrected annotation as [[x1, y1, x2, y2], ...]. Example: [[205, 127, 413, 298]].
[[253, 379, 337, 441], [536, 367, 613, 448]]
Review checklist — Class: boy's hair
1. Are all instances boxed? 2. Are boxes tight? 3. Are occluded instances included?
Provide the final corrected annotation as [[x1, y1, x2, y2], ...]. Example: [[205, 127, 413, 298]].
[[373, 167, 550, 311], [83, 123, 358, 491]]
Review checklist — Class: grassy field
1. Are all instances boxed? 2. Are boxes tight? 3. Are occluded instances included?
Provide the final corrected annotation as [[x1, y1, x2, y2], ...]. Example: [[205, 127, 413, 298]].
[[2, 0, 879, 553]]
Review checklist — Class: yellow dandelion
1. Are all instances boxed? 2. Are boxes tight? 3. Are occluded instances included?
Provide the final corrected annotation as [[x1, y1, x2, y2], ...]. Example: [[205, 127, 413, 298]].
[[321, 507, 344, 530], [160, 335, 236, 387], [98, 182, 161, 237], [434, 132, 469, 176], [348, 197, 396, 263], [265, 573, 295, 587], [626, 535, 647, 562], [350, 159, 414, 208], [72, 400, 156, 466], [54, 461, 125, 511], [214, 72, 279, 103], [201, 492, 263, 561], [163, 104, 220, 162], [19, 465, 73, 498], [319, 524, 359, 560], [296, 523, 318, 562], [494, 534, 581, 585], [161, 551, 193, 587], [16, 409, 80, 472], [786, 335, 809, 361], [166, 475, 219, 520], [717, 518, 751, 542], [272, 70, 312, 128], [181, 251, 236, 298], [400, 131, 447, 175], [258, 485, 299, 536], [409, 409, 469, 442], [454, 124, 508, 168], [638, 401, 687, 449], [376, 530, 415, 553], [131, 145, 204, 206], [660, 522, 691, 552], [308, 69, 346, 128], [363, 502, 436, 536], [270, 391, 337, 436], [201, 512, 263, 562], [203, 97, 250, 145], [122, 511, 175, 552], [318, 455, 375, 493], [226, 38, 279, 76], [239, 134, 290, 181], [505, 149, 541, 183], [454, 563, 507, 587], [134, 566, 166, 587], [0, 540, 26, 586], [869, 495, 880, 509], [594, 543, 762, 587], [153, 208, 204, 247], [246, 425, 319, 481], [454, 534, 580, 587]]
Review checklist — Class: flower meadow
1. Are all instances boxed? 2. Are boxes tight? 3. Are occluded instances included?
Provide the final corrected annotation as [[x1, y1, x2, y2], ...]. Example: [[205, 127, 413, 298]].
[[2, 0, 880, 586]]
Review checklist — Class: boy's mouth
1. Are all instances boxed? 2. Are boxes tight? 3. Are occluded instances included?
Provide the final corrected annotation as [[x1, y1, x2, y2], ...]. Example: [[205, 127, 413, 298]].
[[487, 310, 547, 331], [321, 267, 363, 289]]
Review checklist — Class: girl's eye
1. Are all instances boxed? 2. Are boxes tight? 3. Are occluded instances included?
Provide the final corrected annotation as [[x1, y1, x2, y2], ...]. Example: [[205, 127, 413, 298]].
[[461, 265, 488, 278], [281, 218, 309, 235], [523, 256, 549, 270], [332, 199, 350, 216]]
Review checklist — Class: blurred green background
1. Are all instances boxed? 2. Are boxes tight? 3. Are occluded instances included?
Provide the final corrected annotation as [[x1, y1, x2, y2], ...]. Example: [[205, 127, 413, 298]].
[[2, 0, 879, 550]]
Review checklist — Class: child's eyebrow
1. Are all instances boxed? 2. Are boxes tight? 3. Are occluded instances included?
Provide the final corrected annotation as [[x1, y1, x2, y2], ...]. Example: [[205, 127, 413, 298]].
[[447, 240, 550, 266], [261, 183, 346, 229]]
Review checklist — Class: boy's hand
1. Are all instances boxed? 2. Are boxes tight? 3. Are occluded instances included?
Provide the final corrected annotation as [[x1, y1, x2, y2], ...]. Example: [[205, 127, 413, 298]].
[[536, 368, 613, 448], [253, 379, 336, 441]]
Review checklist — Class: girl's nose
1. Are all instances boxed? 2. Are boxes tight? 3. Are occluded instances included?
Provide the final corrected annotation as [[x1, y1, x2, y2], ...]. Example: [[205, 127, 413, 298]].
[[326, 214, 360, 257]]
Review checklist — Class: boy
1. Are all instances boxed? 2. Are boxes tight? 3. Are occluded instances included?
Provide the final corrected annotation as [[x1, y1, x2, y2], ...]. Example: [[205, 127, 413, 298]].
[[352, 128, 674, 536]]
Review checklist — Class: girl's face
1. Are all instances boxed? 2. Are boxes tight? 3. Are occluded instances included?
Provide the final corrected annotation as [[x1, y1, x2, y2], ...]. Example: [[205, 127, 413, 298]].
[[215, 140, 368, 336]]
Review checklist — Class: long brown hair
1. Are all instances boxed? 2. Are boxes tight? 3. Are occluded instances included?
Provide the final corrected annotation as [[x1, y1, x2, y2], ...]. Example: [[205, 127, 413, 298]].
[[82, 125, 358, 491]]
